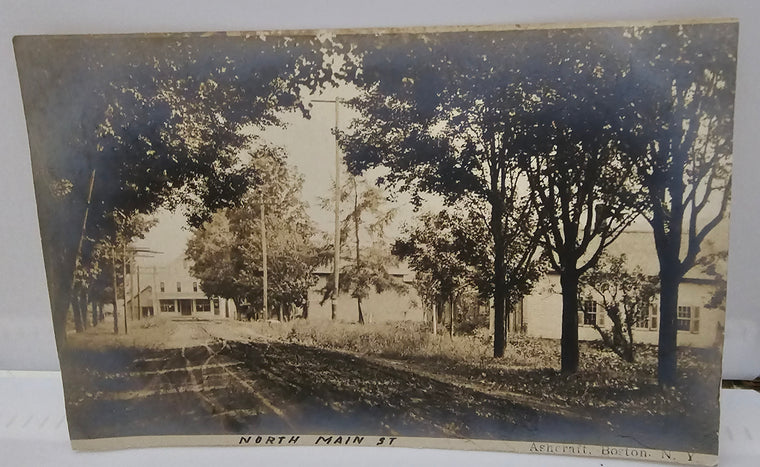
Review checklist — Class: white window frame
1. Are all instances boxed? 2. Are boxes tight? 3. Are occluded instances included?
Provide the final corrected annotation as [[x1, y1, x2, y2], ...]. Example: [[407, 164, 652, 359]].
[[579, 298, 604, 326], [634, 304, 658, 330], [677, 305, 701, 334], [195, 300, 211, 312]]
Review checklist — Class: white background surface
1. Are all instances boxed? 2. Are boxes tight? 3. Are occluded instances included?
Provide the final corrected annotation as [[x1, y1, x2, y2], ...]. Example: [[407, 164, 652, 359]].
[[0, 2, 758, 465], [0, 371, 758, 467]]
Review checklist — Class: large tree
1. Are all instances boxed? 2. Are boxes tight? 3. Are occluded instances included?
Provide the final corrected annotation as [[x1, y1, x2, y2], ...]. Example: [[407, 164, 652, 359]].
[[15, 33, 335, 346], [615, 23, 737, 385], [514, 83, 645, 373], [337, 28, 645, 362], [337, 29, 560, 357]]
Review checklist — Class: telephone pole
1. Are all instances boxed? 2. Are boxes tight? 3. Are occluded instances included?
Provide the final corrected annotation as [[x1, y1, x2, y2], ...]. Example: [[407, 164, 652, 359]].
[[260, 191, 268, 321], [312, 98, 342, 320], [122, 242, 128, 334]]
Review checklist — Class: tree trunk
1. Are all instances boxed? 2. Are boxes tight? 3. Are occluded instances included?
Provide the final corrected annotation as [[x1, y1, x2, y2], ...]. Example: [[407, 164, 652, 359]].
[[449, 295, 454, 338], [91, 296, 98, 326], [278, 303, 283, 321], [491, 205, 507, 358], [353, 178, 364, 325], [432, 302, 437, 335], [111, 248, 119, 334], [51, 282, 70, 349], [72, 284, 83, 333], [302, 295, 309, 320], [81, 287, 89, 329], [658, 261, 681, 386], [559, 267, 580, 373]]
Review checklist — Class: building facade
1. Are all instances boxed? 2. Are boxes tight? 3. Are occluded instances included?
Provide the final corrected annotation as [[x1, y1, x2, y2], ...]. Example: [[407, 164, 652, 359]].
[[128, 256, 231, 318], [305, 265, 425, 323], [521, 229, 727, 349]]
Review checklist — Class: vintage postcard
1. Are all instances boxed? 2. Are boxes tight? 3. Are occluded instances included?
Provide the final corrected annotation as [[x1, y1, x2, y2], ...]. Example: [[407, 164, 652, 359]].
[[14, 19, 737, 465]]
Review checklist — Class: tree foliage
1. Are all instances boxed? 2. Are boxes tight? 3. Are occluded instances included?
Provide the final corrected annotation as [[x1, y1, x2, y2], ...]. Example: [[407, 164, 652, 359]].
[[393, 211, 473, 313], [319, 177, 403, 324], [581, 254, 659, 362], [15, 32, 336, 342], [336, 29, 563, 357], [187, 148, 324, 319], [336, 28, 649, 362]]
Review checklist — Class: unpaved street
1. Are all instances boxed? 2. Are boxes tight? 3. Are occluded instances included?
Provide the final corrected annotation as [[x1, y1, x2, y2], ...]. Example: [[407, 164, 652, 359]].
[[62, 320, 714, 452]]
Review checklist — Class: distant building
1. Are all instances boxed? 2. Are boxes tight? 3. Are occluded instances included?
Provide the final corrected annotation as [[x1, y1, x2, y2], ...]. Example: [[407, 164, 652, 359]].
[[127, 256, 233, 319], [521, 227, 727, 349], [125, 285, 154, 318], [305, 264, 424, 323]]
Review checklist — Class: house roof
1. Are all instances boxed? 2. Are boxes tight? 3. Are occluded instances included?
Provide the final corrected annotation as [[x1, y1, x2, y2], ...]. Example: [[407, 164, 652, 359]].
[[563, 219, 729, 281]]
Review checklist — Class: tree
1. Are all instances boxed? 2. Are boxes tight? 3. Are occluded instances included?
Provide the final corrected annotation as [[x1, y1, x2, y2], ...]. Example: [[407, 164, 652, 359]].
[[69, 212, 156, 333], [338, 27, 656, 362], [515, 88, 645, 372], [616, 23, 738, 385], [393, 211, 472, 335], [320, 177, 401, 324], [581, 254, 659, 362], [697, 250, 729, 311], [187, 149, 323, 320], [337, 29, 569, 356], [15, 32, 336, 346]]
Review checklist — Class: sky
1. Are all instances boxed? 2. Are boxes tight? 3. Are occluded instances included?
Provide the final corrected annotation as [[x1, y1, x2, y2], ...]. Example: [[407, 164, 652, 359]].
[[136, 84, 443, 267]]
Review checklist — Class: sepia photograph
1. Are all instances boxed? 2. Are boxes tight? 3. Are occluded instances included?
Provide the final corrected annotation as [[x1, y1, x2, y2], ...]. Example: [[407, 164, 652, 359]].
[[13, 19, 737, 465]]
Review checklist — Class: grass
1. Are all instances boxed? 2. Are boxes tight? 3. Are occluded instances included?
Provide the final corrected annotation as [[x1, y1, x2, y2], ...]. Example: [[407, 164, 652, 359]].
[[246, 319, 722, 418], [246, 319, 491, 362]]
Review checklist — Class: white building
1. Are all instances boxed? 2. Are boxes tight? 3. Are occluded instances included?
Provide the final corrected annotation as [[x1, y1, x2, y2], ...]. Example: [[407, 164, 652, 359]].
[[522, 227, 727, 349], [127, 256, 234, 319]]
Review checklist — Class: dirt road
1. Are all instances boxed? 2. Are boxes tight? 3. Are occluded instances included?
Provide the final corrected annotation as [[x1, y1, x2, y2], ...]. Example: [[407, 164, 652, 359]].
[[61, 320, 713, 452]]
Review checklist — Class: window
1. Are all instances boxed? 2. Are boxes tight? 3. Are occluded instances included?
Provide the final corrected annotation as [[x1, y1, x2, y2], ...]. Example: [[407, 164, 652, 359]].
[[634, 304, 658, 330], [582, 299, 599, 326], [677, 306, 700, 333], [159, 300, 175, 312], [578, 299, 605, 326], [176, 282, 182, 292], [193, 282, 198, 292], [195, 300, 211, 312], [160, 282, 165, 293], [677, 306, 691, 331]]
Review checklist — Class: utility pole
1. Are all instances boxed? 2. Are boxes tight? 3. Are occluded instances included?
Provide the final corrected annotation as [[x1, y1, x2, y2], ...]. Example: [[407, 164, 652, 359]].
[[136, 265, 142, 320], [111, 246, 119, 334], [152, 266, 158, 317], [72, 170, 96, 299], [122, 242, 128, 334], [312, 98, 341, 320], [260, 191, 268, 321], [128, 246, 135, 321]]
